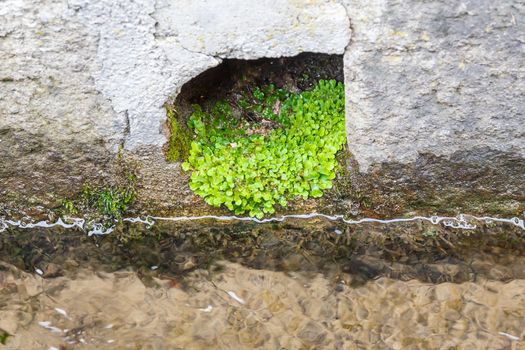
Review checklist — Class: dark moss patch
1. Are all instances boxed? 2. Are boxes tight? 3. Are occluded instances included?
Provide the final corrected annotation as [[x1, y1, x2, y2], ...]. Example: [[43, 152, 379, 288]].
[[56, 151, 138, 223], [165, 105, 192, 162], [325, 148, 525, 218]]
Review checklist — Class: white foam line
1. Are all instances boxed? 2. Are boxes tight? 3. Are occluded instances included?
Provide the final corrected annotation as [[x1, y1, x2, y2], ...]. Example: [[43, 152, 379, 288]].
[[143, 213, 524, 231], [0, 212, 523, 236], [1, 217, 85, 231]]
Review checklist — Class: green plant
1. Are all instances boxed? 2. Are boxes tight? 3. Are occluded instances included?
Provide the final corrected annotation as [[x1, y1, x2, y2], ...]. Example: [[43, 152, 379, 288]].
[[238, 84, 290, 126], [80, 184, 135, 221], [61, 199, 78, 215], [422, 229, 438, 238], [57, 151, 138, 222], [182, 79, 346, 218]]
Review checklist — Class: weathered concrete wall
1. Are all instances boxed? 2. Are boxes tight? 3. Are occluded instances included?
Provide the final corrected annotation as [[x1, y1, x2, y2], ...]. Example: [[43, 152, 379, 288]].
[[0, 0, 350, 211], [342, 0, 525, 214], [72, 0, 350, 150], [343, 0, 525, 169], [1, 0, 523, 215], [0, 0, 121, 209]]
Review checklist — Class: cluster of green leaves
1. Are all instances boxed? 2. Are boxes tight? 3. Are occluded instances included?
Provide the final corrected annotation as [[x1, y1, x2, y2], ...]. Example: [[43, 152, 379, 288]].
[[188, 101, 243, 144], [59, 150, 138, 223], [238, 84, 291, 125], [80, 184, 135, 220], [182, 79, 346, 218]]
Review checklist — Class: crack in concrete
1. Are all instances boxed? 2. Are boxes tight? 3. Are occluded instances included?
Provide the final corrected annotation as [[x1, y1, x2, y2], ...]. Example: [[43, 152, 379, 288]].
[[337, 0, 354, 53]]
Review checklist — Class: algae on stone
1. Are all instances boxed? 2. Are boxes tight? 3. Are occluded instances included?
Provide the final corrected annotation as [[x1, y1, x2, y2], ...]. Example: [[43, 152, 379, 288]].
[[165, 106, 192, 162]]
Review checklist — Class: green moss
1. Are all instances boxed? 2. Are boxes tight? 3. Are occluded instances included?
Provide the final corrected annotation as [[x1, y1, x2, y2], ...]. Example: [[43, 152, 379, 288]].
[[182, 80, 346, 218], [79, 184, 135, 220], [61, 199, 78, 215], [60, 155, 137, 221], [59, 184, 134, 221], [166, 106, 192, 162]]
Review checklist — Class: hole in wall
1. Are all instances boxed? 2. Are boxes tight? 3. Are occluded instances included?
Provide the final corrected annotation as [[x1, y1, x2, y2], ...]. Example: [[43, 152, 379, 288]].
[[165, 53, 344, 161], [164, 53, 346, 218], [178, 52, 344, 105]]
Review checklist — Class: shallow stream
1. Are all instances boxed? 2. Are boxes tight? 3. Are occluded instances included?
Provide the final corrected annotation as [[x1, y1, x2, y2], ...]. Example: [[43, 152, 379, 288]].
[[1, 215, 525, 349]]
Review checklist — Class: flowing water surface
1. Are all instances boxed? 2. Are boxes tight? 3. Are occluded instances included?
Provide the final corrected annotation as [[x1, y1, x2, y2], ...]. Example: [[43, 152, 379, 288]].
[[1, 216, 525, 349]]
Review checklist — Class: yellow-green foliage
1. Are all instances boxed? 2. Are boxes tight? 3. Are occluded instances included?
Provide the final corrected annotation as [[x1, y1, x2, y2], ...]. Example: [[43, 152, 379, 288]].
[[182, 80, 346, 218], [166, 106, 191, 162]]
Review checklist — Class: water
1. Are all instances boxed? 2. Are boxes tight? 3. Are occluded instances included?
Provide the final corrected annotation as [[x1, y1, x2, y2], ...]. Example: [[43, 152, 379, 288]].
[[1, 212, 524, 236], [1, 214, 525, 349]]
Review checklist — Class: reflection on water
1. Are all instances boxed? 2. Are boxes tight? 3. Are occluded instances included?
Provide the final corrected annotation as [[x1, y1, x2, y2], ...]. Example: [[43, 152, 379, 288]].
[[1, 219, 525, 349]]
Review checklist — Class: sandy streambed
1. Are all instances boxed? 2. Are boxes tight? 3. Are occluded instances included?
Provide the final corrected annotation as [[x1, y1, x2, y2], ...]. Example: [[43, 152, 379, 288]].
[[1, 260, 524, 349]]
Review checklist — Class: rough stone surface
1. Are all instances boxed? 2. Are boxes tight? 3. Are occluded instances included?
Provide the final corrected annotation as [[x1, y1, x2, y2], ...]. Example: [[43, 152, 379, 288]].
[[154, 0, 350, 59], [343, 0, 525, 170], [1, 0, 524, 215], [77, 0, 350, 150], [0, 0, 350, 210], [339, 0, 525, 213], [0, 0, 121, 208]]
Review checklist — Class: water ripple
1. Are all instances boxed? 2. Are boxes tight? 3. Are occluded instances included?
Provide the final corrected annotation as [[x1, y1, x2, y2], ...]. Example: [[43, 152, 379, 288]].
[[0, 212, 523, 236]]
